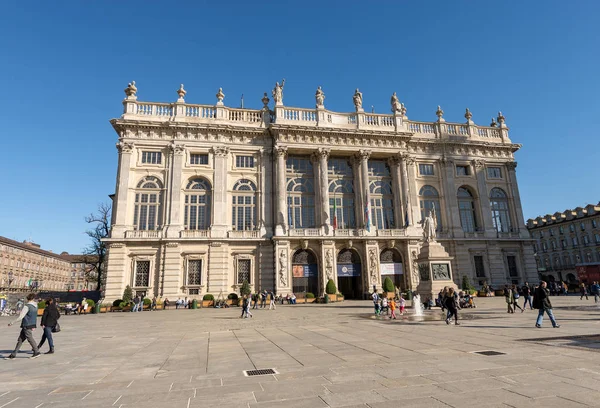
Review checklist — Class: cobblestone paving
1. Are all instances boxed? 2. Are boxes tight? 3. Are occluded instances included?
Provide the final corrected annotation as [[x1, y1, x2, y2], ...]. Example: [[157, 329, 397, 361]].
[[1, 296, 600, 407]]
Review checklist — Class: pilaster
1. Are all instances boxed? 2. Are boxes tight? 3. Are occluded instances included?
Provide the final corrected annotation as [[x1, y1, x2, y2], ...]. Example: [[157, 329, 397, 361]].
[[321, 241, 336, 296], [274, 145, 288, 236], [211, 146, 229, 238], [104, 243, 127, 301], [506, 162, 527, 238], [473, 159, 496, 236], [317, 148, 331, 234], [163, 242, 181, 297], [208, 241, 229, 293], [441, 158, 462, 237], [112, 141, 134, 238], [388, 157, 404, 229], [365, 240, 381, 292], [165, 144, 185, 238], [275, 241, 292, 294], [358, 150, 372, 232]]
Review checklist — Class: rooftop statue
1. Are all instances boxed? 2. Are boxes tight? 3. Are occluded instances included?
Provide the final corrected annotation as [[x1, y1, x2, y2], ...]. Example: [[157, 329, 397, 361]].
[[390, 92, 402, 113], [353, 88, 363, 110], [272, 79, 285, 105], [315, 86, 325, 107]]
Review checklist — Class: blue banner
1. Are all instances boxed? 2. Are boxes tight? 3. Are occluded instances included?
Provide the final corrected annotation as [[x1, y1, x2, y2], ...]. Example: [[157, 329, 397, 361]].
[[337, 264, 361, 277]]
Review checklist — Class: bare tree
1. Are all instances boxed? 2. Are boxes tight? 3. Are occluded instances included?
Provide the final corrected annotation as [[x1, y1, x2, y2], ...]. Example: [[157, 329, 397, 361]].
[[84, 203, 111, 292]]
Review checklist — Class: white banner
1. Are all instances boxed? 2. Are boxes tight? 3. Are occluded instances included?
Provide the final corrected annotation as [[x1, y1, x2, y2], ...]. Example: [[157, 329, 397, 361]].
[[380, 263, 403, 275]]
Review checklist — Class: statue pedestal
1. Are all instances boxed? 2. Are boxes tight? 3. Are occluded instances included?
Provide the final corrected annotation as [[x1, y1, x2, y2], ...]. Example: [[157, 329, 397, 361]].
[[416, 241, 455, 301]]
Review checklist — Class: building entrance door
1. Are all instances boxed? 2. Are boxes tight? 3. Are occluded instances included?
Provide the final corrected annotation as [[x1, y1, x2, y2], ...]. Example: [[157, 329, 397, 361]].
[[292, 249, 319, 298], [337, 249, 362, 299]]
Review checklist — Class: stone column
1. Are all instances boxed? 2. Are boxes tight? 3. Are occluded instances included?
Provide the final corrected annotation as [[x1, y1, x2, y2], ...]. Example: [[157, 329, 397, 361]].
[[441, 158, 462, 237], [472, 159, 496, 236], [401, 154, 417, 226], [258, 150, 268, 236], [388, 157, 404, 229], [112, 141, 135, 238], [166, 144, 186, 238], [358, 150, 371, 231], [506, 162, 527, 237], [351, 157, 362, 230], [211, 146, 230, 238], [311, 152, 322, 227], [162, 242, 181, 297], [317, 148, 331, 234], [208, 241, 229, 293], [274, 146, 288, 236]]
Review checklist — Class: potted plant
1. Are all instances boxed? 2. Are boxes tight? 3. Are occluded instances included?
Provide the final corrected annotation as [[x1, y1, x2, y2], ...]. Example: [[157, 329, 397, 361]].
[[305, 292, 316, 303], [120, 301, 132, 312], [383, 277, 395, 299], [227, 293, 239, 306], [37, 300, 46, 316], [111, 299, 123, 312], [143, 298, 151, 310], [326, 279, 337, 302], [86, 299, 96, 314], [99, 303, 110, 313], [202, 294, 214, 307], [337, 292, 344, 302]]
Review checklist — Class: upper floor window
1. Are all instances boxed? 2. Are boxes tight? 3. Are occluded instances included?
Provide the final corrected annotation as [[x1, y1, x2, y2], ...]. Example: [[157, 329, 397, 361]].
[[595, 234, 600, 244], [190, 153, 209, 165], [328, 158, 352, 176], [141, 151, 162, 165], [570, 224, 575, 232], [549, 228, 554, 236], [561, 239, 568, 249], [581, 222, 586, 231], [419, 185, 442, 230], [287, 178, 315, 229], [184, 178, 211, 230], [551, 240, 557, 250], [559, 226, 564, 234], [592, 219, 598, 228], [370, 180, 395, 229], [287, 157, 313, 175], [418, 164, 435, 176], [236, 155, 255, 168], [540, 230, 544, 238], [458, 187, 478, 233], [133, 176, 163, 231], [232, 179, 257, 231], [329, 179, 356, 229], [487, 167, 502, 179], [456, 165, 470, 176], [573, 237, 579, 246], [490, 188, 511, 233], [583, 235, 590, 245]]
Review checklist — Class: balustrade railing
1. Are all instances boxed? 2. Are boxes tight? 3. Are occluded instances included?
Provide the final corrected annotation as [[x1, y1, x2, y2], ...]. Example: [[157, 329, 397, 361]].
[[376, 229, 407, 237], [289, 228, 321, 237], [333, 229, 360, 237], [228, 230, 260, 238], [125, 230, 162, 239], [180, 230, 210, 238]]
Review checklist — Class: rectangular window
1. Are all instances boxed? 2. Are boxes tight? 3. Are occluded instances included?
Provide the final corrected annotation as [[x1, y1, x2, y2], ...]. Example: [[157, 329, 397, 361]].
[[573, 237, 579, 246], [507, 256, 518, 277], [549, 229, 554, 236], [134, 261, 150, 287], [551, 241, 557, 250], [188, 288, 199, 295], [236, 155, 255, 168], [418, 164, 434, 176], [592, 220, 598, 228], [474, 256, 486, 278], [141, 151, 162, 164], [487, 167, 502, 179], [190, 153, 209, 165], [559, 226, 564, 234], [595, 234, 600, 243], [581, 222, 586, 231], [456, 165, 470, 176], [562, 239, 567, 249], [570, 224, 575, 232], [583, 235, 590, 245], [187, 260, 202, 285], [237, 259, 251, 284]]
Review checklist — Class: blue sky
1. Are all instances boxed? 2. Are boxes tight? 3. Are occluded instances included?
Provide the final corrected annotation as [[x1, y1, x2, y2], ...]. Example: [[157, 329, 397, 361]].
[[1, 1, 599, 254]]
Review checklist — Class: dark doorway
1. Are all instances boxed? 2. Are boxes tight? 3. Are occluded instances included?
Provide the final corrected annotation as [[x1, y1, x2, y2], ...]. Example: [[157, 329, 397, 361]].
[[337, 248, 362, 299], [380, 248, 404, 290], [292, 249, 319, 297]]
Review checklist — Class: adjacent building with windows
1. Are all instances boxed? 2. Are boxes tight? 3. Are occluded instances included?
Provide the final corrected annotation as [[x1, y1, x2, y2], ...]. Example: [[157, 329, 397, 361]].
[[0, 236, 71, 291], [103, 82, 537, 301], [59, 254, 98, 291], [527, 203, 600, 283]]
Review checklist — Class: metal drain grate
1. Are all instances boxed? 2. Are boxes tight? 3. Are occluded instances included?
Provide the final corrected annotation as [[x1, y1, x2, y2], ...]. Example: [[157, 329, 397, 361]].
[[473, 350, 506, 356], [244, 368, 278, 376]]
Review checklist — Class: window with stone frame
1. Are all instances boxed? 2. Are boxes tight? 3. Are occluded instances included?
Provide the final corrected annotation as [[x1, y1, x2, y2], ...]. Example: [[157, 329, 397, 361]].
[[490, 188, 512, 233], [237, 259, 251, 284], [458, 187, 478, 233], [418, 163, 435, 176], [134, 260, 150, 287], [141, 151, 162, 165], [235, 155, 255, 168], [486, 167, 502, 179], [187, 260, 202, 285], [583, 235, 590, 245], [286, 157, 316, 229], [190, 153, 209, 165], [133, 177, 162, 230], [369, 160, 395, 229], [184, 178, 211, 230], [328, 157, 355, 229], [231, 179, 257, 231], [419, 185, 442, 230], [473, 255, 486, 278], [456, 165, 470, 176]]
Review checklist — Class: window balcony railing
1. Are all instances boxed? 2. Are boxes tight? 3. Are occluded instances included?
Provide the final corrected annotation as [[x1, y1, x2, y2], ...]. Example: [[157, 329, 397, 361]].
[[376, 229, 407, 237], [333, 229, 360, 237], [289, 228, 322, 237], [180, 230, 210, 238], [228, 230, 261, 239], [125, 230, 162, 239]]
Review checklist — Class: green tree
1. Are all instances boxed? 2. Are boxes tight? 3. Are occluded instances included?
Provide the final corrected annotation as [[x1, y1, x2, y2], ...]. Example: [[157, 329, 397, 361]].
[[461, 275, 475, 292], [240, 279, 251, 296], [383, 276, 395, 293], [123, 285, 133, 304], [326, 279, 337, 295]]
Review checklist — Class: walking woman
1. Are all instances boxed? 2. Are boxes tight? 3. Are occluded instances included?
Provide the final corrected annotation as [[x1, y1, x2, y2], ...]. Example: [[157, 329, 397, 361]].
[[444, 288, 460, 325], [38, 297, 60, 354], [580, 283, 589, 300], [512, 284, 524, 312]]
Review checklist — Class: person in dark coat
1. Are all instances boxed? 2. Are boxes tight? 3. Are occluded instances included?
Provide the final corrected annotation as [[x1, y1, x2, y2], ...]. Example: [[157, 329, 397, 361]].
[[533, 281, 560, 328], [38, 297, 60, 354], [444, 287, 460, 325]]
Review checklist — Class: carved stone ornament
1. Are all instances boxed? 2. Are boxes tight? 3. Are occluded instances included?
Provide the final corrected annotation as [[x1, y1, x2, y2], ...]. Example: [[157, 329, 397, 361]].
[[506, 161, 518, 171], [390, 92, 402, 113], [315, 86, 325, 107], [169, 143, 186, 155], [273, 145, 288, 158], [497, 111, 506, 125], [422, 209, 437, 243], [411, 250, 420, 284], [278, 249, 288, 286], [211, 146, 229, 157], [347, 240, 353, 249], [124, 81, 137, 98], [272, 79, 285, 105], [464, 108, 473, 122], [177, 84, 186, 101], [116, 141, 134, 153], [317, 147, 330, 160], [368, 248, 378, 285], [432, 263, 451, 281], [301, 240, 309, 250], [401, 154, 416, 166], [357, 149, 371, 161], [325, 249, 334, 280], [262, 92, 270, 108], [419, 264, 430, 281], [471, 159, 485, 169], [436, 105, 444, 122], [490, 117, 497, 127], [110, 243, 125, 249], [216, 88, 225, 105], [400, 103, 407, 117]]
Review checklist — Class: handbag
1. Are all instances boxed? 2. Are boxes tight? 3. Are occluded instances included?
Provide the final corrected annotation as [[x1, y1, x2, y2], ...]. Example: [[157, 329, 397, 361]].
[[52, 322, 61, 333]]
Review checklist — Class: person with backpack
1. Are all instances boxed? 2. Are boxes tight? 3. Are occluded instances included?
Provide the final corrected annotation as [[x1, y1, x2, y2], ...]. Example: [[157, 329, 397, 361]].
[[5, 293, 40, 360], [38, 297, 60, 354], [533, 281, 560, 328]]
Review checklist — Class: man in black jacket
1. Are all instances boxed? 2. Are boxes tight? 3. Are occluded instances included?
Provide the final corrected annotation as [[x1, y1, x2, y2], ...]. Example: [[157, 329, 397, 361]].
[[533, 281, 560, 328], [38, 297, 60, 354], [522, 282, 533, 310]]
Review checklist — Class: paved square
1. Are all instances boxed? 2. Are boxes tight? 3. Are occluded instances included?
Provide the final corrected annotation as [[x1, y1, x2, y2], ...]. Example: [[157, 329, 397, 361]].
[[1, 297, 600, 407]]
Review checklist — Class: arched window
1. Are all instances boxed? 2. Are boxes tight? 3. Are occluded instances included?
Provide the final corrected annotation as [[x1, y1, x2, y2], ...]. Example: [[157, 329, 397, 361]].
[[287, 178, 315, 229], [134, 176, 163, 230], [232, 179, 257, 231], [457, 187, 478, 233], [329, 179, 355, 229], [419, 185, 441, 229], [184, 178, 211, 230], [490, 188, 512, 233], [370, 180, 395, 229]]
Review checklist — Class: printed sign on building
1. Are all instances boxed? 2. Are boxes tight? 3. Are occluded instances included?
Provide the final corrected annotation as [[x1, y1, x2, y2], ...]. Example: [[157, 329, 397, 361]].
[[380, 263, 403, 275], [337, 264, 361, 277]]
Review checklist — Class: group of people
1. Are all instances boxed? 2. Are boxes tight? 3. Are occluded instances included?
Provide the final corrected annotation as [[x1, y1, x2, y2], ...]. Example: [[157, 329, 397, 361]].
[[5, 294, 60, 360], [64, 297, 90, 315], [579, 282, 600, 302], [371, 291, 405, 319]]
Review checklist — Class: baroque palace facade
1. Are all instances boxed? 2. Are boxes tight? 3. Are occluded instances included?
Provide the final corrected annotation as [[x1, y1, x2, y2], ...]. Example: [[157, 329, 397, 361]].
[[104, 81, 537, 301], [527, 203, 600, 283]]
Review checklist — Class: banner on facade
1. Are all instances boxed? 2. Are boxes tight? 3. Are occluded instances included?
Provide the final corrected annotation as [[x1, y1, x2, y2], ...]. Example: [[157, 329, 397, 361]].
[[293, 264, 318, 278], [380, 263, 403, 275], [337, 264, 361, 277]]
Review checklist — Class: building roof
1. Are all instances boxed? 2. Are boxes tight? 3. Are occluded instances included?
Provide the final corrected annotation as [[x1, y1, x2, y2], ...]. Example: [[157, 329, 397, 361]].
[[0, 236, 70, 262], [60, 254, 99, 264], [526, 202, 600, 229]]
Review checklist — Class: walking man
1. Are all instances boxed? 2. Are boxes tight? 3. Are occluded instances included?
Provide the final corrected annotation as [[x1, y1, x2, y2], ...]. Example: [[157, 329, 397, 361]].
[[522, 282, 533, 310], [132, 295, 140, 312], [534, 281, 560, 328], [504, 285, 514, 313], [372, 290, 380, 315], [268, 290, 276, 310], [5, 293, 41, 360], [580, 283, 589, 300], [252, 291, 259, 309], [260, 290, 267, 309], [591, 281, 600, 303]]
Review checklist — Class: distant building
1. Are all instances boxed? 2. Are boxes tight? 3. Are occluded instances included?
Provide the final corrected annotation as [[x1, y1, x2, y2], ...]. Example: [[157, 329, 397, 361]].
[[527, 203, 600, 283], [59, 254, 98, 291], [0, 236, 71, 291]]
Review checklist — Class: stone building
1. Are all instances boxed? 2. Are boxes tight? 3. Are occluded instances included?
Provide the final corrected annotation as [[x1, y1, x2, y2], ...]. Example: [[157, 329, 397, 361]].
[[0, 236, 71, 292], [59, 254, 98, 291], [103, 82, 537, 301], [527, 203, 600, 283]]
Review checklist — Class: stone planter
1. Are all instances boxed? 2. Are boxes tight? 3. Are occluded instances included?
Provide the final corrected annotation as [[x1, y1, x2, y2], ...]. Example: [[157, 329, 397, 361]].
[[99, 306, 109, 313], [495, 289, 505, 297], [37, 308, 44, 317], [202, 300, 213, 307], [155, 304, 164, 310], [305, 298, 316, 303]]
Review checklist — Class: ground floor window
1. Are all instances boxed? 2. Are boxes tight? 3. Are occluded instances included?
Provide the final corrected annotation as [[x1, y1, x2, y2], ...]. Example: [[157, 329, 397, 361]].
[[135, 260, 150, 287], [187, 260, 202, 285], [474, 256, 485, 278], [237, 259, 251, 284]]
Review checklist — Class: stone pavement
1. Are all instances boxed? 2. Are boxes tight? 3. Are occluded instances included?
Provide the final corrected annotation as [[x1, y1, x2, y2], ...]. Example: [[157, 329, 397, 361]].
[[1, 296, 600, 407]]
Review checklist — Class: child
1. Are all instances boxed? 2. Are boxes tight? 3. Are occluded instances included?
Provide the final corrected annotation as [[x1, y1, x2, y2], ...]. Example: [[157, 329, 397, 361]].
[[399, 295, 406, 315], [389, 298, 397, 319], [381, 296, 389, 316]]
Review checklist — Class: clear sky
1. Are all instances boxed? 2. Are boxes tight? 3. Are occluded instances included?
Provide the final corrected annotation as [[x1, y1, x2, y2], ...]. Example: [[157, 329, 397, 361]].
[[1, 1, 599, 254]]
